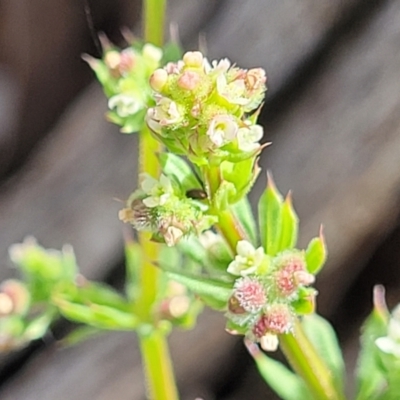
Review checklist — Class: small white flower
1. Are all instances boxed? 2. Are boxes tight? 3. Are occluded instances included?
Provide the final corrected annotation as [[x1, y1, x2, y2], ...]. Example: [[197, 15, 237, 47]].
[[227, 240, 265, 276], [211, 58, 231, 73], [216, 74, 248, 106], [140, 173, 173, 208], [207, 115, 238, 147], [151, 98, 182, 127], [237, 124, 263, 152], [108, 94, 142, 117]]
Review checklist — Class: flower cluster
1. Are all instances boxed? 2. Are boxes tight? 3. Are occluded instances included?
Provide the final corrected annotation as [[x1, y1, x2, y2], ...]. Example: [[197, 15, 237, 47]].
[[146, 51, 266, 165], [226, 241, 315, 351], [85, 41, 163, 133], [119, 174, 217, 246]]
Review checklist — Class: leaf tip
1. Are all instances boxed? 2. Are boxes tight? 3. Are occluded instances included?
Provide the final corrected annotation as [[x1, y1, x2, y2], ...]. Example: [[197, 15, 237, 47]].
[[373, 284, 388, 315], [244, 338, 261, 359]]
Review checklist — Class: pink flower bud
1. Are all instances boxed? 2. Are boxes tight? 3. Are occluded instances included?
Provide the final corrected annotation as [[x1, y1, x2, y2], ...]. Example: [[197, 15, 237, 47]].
[[253, 304, 292, 338], [274, 253, 308, 297], [183, 51, 204, 68], [150, 69, 168, 92], [233, 276, 266, 313], [177, 71, 201, 91]]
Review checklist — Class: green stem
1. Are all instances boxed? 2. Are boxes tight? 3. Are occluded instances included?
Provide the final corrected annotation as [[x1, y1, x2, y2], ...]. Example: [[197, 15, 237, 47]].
[[279, 320, 345, 400], [144, 0, 167, 47], [139, 330, 179, 400], [134, 2, 179, 399]]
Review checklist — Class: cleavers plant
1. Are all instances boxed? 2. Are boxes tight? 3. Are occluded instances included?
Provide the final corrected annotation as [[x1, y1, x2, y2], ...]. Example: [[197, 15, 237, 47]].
[[1, 1, 400, 399]]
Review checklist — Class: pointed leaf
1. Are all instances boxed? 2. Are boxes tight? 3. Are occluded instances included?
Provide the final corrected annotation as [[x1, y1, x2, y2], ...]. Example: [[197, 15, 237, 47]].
[[166, 271, 232, 307], [158, 153, 202, 193], [301, 314, 345, 391], [305, 228, 327, 274], [231, 197, 258, 245], [60, 326, 103, 348], [278, 192, 299, 251], [258, 173, 283, 256], [246, 341, 310, 400]]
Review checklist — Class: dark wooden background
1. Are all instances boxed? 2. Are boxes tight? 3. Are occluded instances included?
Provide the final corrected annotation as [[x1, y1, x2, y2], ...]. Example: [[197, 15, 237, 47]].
[[1, 0, 400, 398]]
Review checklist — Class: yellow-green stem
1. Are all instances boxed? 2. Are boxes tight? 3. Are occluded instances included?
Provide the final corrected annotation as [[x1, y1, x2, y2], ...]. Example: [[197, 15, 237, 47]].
[[139, 330, 179, 400], [279, 320, 345, 400], [135, 1, 179, 399], [144, 0, 166, 47]]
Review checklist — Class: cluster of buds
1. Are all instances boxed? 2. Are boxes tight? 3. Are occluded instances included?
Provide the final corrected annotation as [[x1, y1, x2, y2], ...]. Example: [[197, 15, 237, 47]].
[[84, 40, 163, 133], [146, 51, 267, 166], [119, 173, 217, 246], [226, 241, 316, 351]]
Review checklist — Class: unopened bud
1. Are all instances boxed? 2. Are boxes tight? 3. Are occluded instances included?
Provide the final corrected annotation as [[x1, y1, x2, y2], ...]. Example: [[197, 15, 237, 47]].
[[253, 304, 292, 338], [150, 69, 168, 92], [233, 276, 266, 313], [104, 51, 121, 70], [0, 280, 30, 316], [183, 51, 204, 68], [260, 333, 279, 351], [177, 71, 201, 91]]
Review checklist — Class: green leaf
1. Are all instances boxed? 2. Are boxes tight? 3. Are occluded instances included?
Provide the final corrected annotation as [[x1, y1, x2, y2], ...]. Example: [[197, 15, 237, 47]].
[[158, 153, 202, 193], [231, 197, 258, 245], [278, 192, 298, 251], [220, 158, 260, 204], [355, 285, 390, 400], [165, 271, 232, 309], [54, 297, 138, 330], [291, 287, 317, 315], [305, 228, 327, 274], [59, 326, 103, 348], [23, 310, 56, 342], [258, 173, 283, 256], [246, 341, 310, 400], [301, 314, 345, 391], [161, 41, 183, 65], [52, 281, 138, 330]]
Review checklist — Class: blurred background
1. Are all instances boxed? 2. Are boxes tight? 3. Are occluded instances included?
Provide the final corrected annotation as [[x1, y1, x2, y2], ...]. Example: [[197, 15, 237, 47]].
[[1, 0, 400, 398]]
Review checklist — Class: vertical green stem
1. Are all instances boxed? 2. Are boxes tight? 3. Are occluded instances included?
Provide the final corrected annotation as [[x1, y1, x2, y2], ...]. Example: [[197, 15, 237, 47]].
[[279, 320, 344, 400], [139, 330, 179, 400], [144, 0, 167, 47], [135, 1, 179, 399]]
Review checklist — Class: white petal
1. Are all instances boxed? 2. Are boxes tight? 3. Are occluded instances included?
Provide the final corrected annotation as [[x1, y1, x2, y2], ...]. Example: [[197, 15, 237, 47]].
[[236, 240, 255, 257]]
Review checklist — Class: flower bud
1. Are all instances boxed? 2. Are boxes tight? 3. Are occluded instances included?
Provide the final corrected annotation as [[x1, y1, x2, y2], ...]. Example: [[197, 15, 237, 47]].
[[233, 276, 266, 313], [150, 69, 168, 92], [274, 252, 309, 297], [260, 333, 279, 352], [253, 304, 292, 338], [0, 280, 30, 316], [177, 71, 201, 91], [183, 51, 204, 68]]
